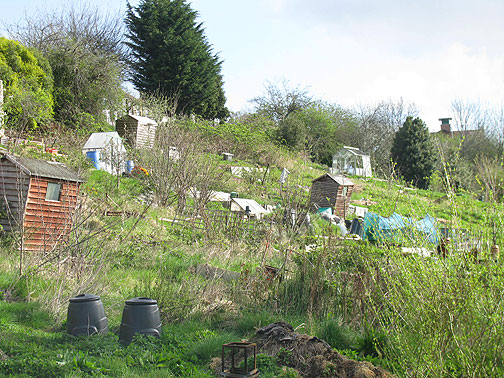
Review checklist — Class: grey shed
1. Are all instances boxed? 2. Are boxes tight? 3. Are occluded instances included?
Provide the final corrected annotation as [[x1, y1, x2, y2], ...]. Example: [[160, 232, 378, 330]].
[[115, 114, 157, 149]]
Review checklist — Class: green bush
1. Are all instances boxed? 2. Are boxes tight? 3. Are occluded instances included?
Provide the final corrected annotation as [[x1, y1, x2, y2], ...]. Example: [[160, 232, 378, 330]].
[[356, 250, 504, 376], [356, 327, 388, 358], [316, 316, 357, 350], [0, 37, 54, 130]]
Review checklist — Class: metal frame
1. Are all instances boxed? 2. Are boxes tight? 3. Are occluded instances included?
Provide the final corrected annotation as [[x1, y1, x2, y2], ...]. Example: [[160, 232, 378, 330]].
[[221, 342, 258, 377]]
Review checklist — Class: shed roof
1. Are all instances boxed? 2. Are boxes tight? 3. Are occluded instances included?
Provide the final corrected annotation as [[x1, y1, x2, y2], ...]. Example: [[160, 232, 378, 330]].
[[82, 132, 126, 152], [3, 154, 83, 182], [231, 198, 267, 215], [313, 173, 354, 186], [117, 114, 157, 126]]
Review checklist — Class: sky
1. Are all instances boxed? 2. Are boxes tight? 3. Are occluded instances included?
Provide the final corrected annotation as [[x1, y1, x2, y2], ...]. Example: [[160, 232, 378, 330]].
[[1, 0, 503, 131]]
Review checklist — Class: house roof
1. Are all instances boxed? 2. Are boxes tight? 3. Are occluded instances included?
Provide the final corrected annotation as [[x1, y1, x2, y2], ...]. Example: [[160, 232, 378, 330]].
[[231, 198, 267, 215], [117, 114, 158, 126], [82, 132, 126, 153], [433, 129, 483, 137], [313, 173, 354, 186], [3, 154, 83, 182]]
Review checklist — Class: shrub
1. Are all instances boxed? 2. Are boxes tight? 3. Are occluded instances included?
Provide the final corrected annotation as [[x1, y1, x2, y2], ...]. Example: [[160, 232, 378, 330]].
[[316, 316, 357, 350]]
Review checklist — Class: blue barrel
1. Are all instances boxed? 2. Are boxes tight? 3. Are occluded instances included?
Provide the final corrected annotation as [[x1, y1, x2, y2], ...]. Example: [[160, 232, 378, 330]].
[[86, 151, 100, 170], [126, 160, 135, 173]]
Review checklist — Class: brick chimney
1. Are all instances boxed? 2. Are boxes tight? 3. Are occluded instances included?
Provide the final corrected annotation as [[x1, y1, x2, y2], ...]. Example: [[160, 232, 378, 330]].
[[439, 118, 452, 134]]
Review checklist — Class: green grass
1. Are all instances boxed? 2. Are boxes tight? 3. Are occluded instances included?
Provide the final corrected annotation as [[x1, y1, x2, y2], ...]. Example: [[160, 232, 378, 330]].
[[82, 170, 149, 208], [0, 300, 302, 377], [3, 154, 504, 377], [350, 176, 504, 247], [0, 300, 218, 377]]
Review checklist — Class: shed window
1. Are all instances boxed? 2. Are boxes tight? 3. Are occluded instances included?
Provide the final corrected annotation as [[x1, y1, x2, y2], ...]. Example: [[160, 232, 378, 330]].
[[45, 183, 61, 201]]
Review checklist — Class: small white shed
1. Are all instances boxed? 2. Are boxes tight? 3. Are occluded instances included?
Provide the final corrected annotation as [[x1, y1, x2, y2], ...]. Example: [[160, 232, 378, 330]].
[[230, 198, 268, 220], [331, 146, 372, 177], [82, 132, 127, 175]]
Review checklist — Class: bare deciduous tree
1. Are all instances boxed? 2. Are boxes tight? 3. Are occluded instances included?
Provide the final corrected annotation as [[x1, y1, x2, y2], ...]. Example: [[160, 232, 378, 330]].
[[449, 100, 500, 163], [251, 79, 313, 124], [487, 103, 504, 153], [136, 118, 229, 212], [450, 99, 488, 133], [354, 98, 418, 177], [7, 3, 125, 59], [192, 154, 230, 213], [127, 90, 179, 125], [475, 155, 504, 202]]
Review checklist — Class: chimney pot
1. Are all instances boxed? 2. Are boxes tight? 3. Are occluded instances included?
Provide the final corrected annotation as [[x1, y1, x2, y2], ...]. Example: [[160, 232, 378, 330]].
[[439, 117, 452, 133]]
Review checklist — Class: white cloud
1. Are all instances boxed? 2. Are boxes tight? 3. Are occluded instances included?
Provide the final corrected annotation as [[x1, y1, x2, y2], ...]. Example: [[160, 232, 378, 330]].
[[353, 44, 504, 130], [262, 0, 288, 12], [225, 17, 504, 131]]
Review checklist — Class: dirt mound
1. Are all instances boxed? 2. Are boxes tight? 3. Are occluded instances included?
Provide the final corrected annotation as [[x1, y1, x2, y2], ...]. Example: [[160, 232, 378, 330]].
[[0, 349, 8, 361], [252, 322, 394, 378]]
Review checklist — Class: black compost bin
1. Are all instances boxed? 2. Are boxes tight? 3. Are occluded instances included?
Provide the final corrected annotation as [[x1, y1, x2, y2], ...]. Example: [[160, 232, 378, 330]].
[[119, 297, 162, 344], [67, 294, 108, 336], [350, 218, 364, 238]]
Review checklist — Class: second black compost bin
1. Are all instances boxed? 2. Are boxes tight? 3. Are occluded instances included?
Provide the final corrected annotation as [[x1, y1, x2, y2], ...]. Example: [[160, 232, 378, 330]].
[[119, 297, 162, 344]]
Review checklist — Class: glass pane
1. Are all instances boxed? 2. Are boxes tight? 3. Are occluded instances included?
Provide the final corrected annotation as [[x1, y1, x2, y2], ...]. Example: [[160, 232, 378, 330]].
[[46, 183, 61, 201]]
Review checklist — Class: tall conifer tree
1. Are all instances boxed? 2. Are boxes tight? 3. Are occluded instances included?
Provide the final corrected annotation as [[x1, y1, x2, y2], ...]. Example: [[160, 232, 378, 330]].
[[391, 116, 436, 189], [126, 0, 228, 120]]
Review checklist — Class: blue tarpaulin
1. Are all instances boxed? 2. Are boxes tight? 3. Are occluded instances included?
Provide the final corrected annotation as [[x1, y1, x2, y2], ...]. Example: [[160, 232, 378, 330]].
[[363, 212, 438, 245]]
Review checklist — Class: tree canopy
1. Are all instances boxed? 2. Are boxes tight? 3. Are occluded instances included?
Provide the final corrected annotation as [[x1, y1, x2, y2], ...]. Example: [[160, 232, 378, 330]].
[[0, 37, 53, 131], [126, 0, 228, 120], [299, 103, 358, 166], [391, 116, 436, 189], [250, 81, 360, 165], [8, 4, 126, 129]]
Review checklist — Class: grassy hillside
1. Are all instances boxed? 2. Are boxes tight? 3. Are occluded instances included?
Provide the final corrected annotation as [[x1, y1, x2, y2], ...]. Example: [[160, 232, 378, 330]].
[[1, 126, 503, 377]]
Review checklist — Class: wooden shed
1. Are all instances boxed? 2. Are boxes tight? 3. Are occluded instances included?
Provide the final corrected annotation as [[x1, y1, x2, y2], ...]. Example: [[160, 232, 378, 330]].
[[309, 174, 354, 217], [0, 154, 82, 251], [115, 114, 157, 149]]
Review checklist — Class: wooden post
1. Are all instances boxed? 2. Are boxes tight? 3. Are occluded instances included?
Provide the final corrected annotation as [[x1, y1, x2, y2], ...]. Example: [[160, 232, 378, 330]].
[[491, 245, 500, 261]]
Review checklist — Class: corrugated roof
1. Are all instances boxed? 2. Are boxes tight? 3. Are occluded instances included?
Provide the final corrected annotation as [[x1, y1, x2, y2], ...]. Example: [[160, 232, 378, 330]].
[[231, 198, 267, 215], [82, 132, 126, 152], [313, 173, 354, 186], [4, 154, 83, 182]]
